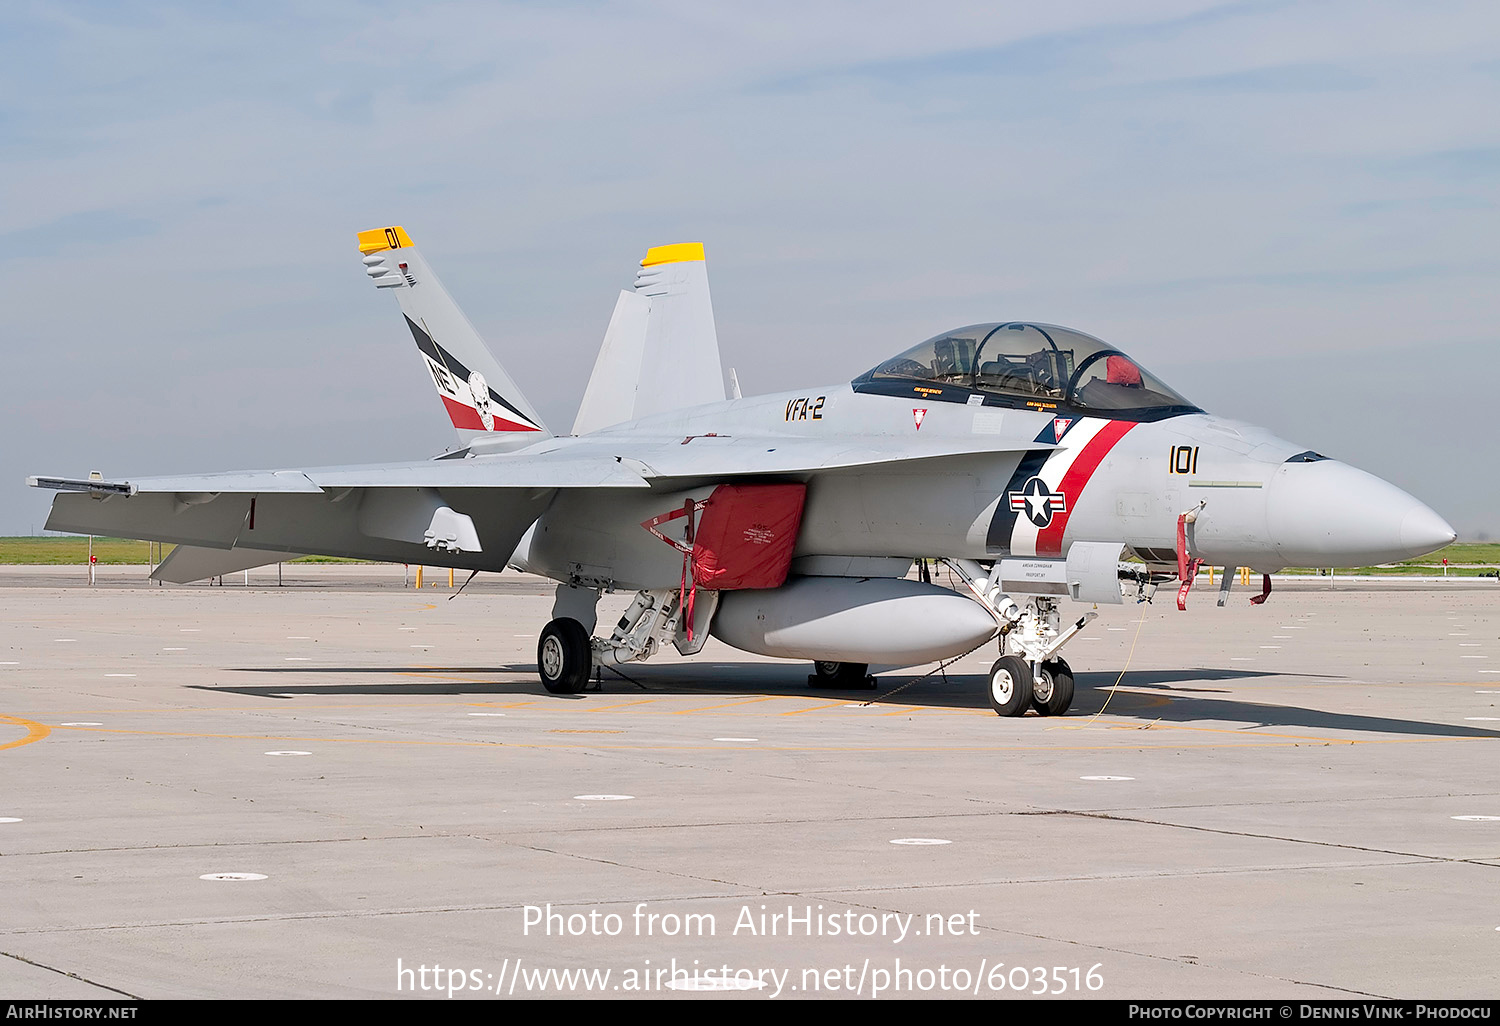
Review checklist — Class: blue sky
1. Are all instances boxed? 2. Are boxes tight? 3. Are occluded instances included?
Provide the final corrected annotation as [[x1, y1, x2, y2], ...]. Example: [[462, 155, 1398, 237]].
[[3, 1, 1497, 536]]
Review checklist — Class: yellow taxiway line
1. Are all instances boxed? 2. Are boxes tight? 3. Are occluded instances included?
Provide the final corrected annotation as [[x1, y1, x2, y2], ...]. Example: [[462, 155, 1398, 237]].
[[0, 714, 50, 751]]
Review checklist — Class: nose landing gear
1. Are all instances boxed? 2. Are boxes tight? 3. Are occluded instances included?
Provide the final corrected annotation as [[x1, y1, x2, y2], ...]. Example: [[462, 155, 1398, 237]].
[[941, 559, 1095, 718]]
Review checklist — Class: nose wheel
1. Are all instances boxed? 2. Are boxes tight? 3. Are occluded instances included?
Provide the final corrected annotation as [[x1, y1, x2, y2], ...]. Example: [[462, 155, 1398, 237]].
[[987, 655, 1034, 717], [1031, 658, 1075, 716]]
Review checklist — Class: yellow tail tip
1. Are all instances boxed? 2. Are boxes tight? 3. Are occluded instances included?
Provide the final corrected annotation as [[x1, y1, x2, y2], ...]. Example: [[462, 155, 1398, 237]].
[[641, 242, 705, 267], [357, 226, 414, 254]]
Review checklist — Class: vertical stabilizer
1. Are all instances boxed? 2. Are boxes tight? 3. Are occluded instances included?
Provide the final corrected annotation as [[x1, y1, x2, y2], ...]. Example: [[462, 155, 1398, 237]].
[[358, 227, 549, 450], [572, 242, 726, 435], [574, 289, 650, 436]]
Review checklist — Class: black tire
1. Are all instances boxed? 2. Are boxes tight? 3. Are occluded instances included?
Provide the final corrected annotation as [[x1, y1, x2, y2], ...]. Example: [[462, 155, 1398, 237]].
[[987, 655, 1033, 717], [1032, 658, 1075, 716], [538, 618, 592, 694], [809, 661, 873, 690]]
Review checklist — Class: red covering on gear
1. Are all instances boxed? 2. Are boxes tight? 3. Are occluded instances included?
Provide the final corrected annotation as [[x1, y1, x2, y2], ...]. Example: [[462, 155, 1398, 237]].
[[690, 484, 806, 591]]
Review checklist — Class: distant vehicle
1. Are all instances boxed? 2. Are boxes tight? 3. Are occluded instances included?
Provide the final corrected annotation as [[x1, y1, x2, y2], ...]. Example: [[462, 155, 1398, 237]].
[[30, 228, 1456, 715]]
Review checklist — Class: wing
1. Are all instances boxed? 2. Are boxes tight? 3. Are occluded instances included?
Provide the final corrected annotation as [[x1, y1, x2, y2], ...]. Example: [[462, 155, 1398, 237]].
[[551, 433, 1053, 481], [29, 454, 651, 577], [29, 435, 1049, 580]]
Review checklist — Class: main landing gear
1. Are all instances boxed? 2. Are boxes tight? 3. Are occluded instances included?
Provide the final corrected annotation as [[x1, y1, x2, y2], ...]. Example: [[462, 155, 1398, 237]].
[[534, 585, 720, 694], [808, 661, 875, 690], [538, 618, 592, 694]]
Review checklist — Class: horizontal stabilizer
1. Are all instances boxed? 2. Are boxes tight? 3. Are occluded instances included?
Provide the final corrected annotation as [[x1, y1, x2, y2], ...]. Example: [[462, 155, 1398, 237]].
[[152, 545, 296, 584]]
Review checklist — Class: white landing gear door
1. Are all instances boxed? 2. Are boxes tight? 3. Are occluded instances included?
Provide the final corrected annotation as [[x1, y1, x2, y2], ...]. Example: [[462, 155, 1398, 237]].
[[674, 590, 720, 656], [1064, 542, 1126, 605]]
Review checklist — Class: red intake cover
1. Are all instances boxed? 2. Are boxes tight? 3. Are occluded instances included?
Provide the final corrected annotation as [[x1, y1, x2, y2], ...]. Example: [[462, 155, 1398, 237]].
[[690, 484, 806, 591]]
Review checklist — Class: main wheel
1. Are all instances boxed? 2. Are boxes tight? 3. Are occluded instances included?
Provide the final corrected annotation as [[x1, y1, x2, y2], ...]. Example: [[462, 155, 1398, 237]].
[[987, 655, 1033, 717], [1032, 658, 1075, 717], [809, 661, 873, 690], [538, 618, 592, 694]]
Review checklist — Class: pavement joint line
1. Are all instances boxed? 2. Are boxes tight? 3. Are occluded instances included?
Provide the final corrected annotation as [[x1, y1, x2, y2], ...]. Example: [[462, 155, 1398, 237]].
[[780, 700, 866, 716], [670, 696, 783, 715], [8, 833, 447, 856], [13, 720, 1500, 754], [0, 875, 1412, 1000], [459, 808, 1053, 837], [1051, 808, 1497, 864], [12, 856, 1450, 939], [0, 949, 142, 1000], [1055, 718, 1365, 743], [700, 767, 1013, 808], [494, 838, 752, 890], [0, 889, 813, 936], [36, 701, 543, 714], [795, 856, 1434, 898], [788, 889, 1395, 999], [495, 834, 1488, 906], [583, 699, 661, 713], [1095, 790, 1500, 812]]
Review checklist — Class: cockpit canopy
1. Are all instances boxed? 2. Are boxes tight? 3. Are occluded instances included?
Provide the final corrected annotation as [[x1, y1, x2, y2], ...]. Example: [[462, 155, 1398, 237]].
[[854, 322, 1197, 416]]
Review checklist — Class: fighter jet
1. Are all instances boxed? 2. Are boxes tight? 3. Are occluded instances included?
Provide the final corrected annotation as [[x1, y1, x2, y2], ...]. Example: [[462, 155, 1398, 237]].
[[29, 227, 1457, 716]]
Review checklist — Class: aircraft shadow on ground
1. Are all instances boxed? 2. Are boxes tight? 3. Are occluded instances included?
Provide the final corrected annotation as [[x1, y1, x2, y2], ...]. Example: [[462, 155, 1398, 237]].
[[1066, 672, 1500, 740], [196, 667, 548, 700], [188, 662, 1500, 740]]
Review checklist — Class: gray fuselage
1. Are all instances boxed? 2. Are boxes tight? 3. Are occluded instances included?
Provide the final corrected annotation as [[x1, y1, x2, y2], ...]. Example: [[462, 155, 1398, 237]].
[[521, 382, 1453, 593]]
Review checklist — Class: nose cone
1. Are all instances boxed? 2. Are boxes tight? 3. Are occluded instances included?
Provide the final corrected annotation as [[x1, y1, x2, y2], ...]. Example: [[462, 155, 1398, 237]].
[[1267, 461, 1455, 567], [1401, 504, 1458, 557]]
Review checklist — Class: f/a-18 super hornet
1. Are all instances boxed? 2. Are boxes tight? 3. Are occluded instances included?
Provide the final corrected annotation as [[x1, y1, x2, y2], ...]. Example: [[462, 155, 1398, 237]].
[[30, 227, 1457, 716]]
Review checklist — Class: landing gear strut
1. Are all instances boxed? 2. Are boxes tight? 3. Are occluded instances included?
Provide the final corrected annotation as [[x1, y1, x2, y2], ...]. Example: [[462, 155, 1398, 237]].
[[534, 586, 721, 694]]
